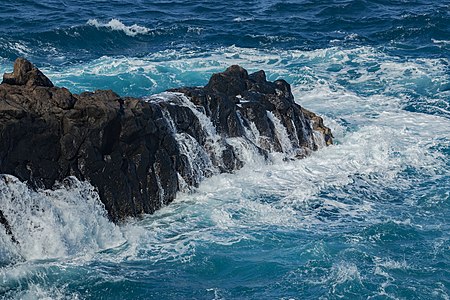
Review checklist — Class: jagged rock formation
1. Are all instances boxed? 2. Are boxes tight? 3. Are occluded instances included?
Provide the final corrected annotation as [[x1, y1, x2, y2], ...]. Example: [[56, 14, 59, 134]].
[[0, 58, 332, 226]]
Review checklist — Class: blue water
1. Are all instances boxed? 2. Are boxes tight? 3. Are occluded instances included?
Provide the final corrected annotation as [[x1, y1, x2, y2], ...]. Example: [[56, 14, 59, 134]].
[[0, 0, 449, 299]]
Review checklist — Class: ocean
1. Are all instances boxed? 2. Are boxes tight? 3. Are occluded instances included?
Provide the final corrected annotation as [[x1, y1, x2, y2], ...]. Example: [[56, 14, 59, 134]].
[[0, 0, 449, 299]]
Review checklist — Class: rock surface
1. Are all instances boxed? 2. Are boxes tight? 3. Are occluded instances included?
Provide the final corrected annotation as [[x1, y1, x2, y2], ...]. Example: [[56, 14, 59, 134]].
[[0, 58, 332, 225]]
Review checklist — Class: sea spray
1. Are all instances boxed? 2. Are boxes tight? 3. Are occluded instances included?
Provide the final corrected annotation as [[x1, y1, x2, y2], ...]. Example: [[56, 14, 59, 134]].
[[0, 175, 125, 265], [0, 0, 449, 298], [86, 19, 152, 37]]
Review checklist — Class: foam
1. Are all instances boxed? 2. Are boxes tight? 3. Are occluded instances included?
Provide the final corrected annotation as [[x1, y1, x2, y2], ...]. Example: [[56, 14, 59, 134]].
[[233, 17, 254, 22], [329, 262, 362, 287], [247, 34, 297, 43], [10, 42, 30, 56], [3, 283, 81, 300], [186, 26, 204, 35], [111, 98, 450, 262], [432, 39, 450, 45], [375, 257, 409, 270], [0, 40, 31, 58], [41, 45, 449, 120], [267, 111, 294, 154], [86, 19, 151, 37], [0, 176, 125, 264]]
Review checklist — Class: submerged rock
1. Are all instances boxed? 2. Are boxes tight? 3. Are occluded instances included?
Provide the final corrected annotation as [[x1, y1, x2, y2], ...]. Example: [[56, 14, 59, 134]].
[[0, 58, 332, 223]]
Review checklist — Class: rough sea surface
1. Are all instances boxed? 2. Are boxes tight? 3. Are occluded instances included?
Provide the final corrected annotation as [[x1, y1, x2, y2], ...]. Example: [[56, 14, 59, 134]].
[[0, 0, 449, 299]]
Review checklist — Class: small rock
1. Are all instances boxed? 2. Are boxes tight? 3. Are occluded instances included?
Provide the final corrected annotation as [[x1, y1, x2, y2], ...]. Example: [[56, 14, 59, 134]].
[[2, 57, 53, 88]]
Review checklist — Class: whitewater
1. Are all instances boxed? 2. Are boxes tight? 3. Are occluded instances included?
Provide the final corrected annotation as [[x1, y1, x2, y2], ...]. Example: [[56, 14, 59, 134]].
[[0, 0, 449, 299]]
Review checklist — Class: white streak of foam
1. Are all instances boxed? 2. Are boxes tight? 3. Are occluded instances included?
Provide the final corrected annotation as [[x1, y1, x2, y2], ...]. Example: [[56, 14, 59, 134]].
[[176, 132, 215, 183], [328, 262, 362, 296], [164, 92, 228, 166], [233, 17, 254, 22], [173, 93, 220, 141], [267, 111, 294, 154], [86, 19, 151, 37], [226, 137, 266, 166], [313, 130, 326, 149]]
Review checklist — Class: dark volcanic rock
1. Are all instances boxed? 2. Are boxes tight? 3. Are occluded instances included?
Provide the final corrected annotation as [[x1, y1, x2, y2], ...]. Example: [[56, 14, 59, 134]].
[[170, 65, 332, 154], [2, 57, 53, 88], [0, 208, 17, 244], [0, 58, 332, 225], [0, 59, 180, 222]]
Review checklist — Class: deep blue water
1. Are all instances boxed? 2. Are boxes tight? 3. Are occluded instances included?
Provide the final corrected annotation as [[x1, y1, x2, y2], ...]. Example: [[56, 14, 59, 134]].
[[0, 0, 449, 299]]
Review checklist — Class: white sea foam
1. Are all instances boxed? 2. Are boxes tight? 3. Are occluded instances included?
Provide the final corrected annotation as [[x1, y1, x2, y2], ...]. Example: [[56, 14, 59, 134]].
[[0, 40, 31, 58], [329, 262, 362, 286], [10, 42, 31, 56], [247, 34, 297, 43], [374, 257, 409, 270], [5, 283, 81, 300], [0, 176, 125, 264], [432, 39, 450, 45], [86, 19, 151, 37], [47, 45, 450, 87], [233, 17, 254, 22], [187, 26, 204, 35], [267, 111, 294, 154], [44, 45, 449, 120]]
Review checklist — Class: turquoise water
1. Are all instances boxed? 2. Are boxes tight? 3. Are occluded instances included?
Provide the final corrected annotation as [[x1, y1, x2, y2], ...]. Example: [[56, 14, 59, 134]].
[[0, 1, 449, 299]]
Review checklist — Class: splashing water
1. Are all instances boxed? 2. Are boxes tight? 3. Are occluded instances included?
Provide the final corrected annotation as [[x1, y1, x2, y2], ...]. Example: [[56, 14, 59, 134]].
[[1, 0, 450, 299], [0, 176, 125, 266]]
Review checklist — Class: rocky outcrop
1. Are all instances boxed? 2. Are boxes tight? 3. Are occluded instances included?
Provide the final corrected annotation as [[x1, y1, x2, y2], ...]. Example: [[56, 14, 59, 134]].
[[0, 58, 332, 225], [170, 65, 332, 155]]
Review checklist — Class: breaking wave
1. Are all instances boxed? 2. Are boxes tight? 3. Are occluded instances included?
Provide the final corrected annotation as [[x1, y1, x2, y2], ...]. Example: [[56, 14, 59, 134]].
[[86, 19, 152, 37]]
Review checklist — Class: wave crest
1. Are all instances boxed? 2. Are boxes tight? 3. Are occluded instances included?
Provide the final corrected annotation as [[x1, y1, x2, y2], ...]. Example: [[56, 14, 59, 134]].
[[86, 18, 151, 37]]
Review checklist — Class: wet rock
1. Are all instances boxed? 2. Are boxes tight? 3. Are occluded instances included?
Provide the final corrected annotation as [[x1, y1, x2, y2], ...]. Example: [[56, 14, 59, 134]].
[[0, 58, 332, 223], [171, 64, 333, 154], [0, 209, 18, 244]]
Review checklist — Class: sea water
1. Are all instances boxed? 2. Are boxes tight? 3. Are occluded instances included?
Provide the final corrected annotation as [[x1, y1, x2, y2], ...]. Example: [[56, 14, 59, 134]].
[[0, 0, 449, 299]]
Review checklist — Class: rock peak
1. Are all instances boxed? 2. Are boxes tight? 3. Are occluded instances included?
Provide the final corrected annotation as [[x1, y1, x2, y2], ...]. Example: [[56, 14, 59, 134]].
[[223, 65, 249, 78], [2, 57, 54, 88]]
